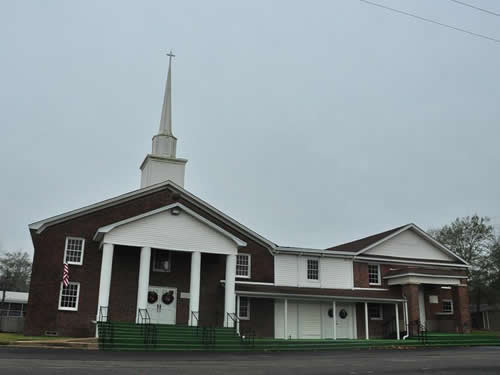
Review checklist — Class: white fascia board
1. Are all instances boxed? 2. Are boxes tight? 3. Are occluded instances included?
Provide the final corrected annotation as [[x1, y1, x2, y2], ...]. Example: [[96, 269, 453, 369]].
[[274, 247, 354, 258], [94, 202, 247, 247], [355, 256, 470, 268], [387, 276, 461, 286], [384, 273, 468, 280], [234, 290, 405, 303], [354, 224, 469, 266], [220, 280, 275, 286]]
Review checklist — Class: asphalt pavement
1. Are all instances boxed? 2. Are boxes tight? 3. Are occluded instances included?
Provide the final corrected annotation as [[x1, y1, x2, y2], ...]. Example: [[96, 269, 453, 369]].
[[1, 346, 500, 374]]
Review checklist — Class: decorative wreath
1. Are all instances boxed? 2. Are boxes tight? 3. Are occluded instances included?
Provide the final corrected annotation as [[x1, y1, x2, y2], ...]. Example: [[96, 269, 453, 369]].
[[148, 291, 158, 304], [162, 291, 175, 305], [328, 308, 334, 318], [339, 309, 348, 319]]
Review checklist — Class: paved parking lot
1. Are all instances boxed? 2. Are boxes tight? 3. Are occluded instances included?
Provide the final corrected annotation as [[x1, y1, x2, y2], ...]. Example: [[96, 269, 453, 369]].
[[1, 346, 500, 374]]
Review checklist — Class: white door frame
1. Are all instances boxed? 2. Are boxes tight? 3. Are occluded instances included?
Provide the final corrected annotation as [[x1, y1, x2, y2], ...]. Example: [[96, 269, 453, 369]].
[[147, 285, 177, 324]]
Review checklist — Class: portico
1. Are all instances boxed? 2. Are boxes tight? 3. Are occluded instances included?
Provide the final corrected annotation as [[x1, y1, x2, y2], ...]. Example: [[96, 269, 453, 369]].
[[93, 202, 246, 328]]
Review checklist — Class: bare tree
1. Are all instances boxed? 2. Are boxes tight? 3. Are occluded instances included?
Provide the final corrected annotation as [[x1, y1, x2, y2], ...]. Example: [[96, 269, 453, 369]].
[[0, 251, 32, 304]]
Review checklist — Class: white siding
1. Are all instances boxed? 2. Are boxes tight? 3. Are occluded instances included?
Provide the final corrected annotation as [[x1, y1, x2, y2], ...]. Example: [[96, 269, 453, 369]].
[[287, 302, 298, 339], [298, 303, 321, 339], [274, 300, 298, 339], [274, 301, 285, 339], [275, 255, 299, 286], [275, 254, 353, 289], [275, 301, 355, 339], [320, 258, 353, 289], [104, 210, 238, 254], [365, 230, 455, 261]]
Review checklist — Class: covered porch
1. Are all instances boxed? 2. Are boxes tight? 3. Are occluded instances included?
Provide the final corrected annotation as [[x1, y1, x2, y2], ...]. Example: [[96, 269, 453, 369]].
[[235, 285, 408, 340], [92, 203, 247, 329], [386, 267, 471, 334]]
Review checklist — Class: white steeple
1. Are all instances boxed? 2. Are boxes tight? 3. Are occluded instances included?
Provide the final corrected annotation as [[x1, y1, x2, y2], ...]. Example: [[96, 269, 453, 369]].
[[140, 51, 187, 188], [152, 51, 177, 157]]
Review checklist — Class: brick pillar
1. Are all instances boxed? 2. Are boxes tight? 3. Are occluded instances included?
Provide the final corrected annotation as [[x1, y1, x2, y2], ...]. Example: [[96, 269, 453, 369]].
[[455, 285, 471, 333], [402, 284, 419, 335]]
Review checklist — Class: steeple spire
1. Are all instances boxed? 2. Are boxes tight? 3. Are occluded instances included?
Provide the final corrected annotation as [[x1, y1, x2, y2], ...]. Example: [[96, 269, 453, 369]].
[[152, 51, 177, 158], [141, 51, 188, 188], [158, 51, 175, 136]]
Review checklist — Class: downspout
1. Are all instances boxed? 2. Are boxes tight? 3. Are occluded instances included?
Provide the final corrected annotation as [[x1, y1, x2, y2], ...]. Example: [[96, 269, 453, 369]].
[[351, 255, 356, 290], [403, 297, 409, 340]]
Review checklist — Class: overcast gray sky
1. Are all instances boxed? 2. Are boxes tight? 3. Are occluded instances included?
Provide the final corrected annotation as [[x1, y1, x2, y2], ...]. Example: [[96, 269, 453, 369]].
[[1, 0, 499, 255]]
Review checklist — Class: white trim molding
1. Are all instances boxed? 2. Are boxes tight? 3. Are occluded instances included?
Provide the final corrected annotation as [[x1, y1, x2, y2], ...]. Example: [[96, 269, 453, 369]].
[[368, 264, 381, 286], [58, 282, 80, 312], [63, 237, 85, 266], [237, 295, 250, 320], [221, 280, 275, 286], [355, 256, 470, 269], [236, 253, 251, 279]]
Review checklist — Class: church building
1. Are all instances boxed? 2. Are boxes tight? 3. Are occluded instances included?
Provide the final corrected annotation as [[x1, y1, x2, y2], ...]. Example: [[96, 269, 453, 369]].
[[25, 56, 471, 340]]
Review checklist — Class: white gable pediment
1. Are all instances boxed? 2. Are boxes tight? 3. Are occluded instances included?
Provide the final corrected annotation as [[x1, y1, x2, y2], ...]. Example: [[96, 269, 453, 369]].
[[95, 203, 246, 255], [363, 228, 457, 262]]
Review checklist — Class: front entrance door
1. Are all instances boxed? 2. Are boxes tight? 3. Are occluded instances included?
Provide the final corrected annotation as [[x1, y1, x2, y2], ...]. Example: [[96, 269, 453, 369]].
[[321, 302, 355, 339], [336, 303, 355, 339], [147, 286, 177, 325]]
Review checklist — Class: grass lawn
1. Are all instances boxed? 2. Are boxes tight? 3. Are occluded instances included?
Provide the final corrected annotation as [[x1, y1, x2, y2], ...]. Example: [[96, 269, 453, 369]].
[[0, 333, 71, 344]]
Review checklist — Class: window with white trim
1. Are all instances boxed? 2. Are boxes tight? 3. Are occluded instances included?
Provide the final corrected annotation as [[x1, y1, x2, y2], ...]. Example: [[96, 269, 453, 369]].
[[307, 259, 319, 281], [153, 250, 171, 272], [368, 303, 383, 320], [64, 237, 85, 265], [442, 300, 453, 314], [236, 254, 251, 278], [368, 264, 380, 285], [238, 296, 250, 320], [58, 282, 80, 311]]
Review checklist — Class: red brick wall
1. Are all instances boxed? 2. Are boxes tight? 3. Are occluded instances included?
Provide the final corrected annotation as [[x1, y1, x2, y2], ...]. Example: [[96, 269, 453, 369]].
[[355, 303, 398, 339], [240, 298, 274, 338], [455, 285, 471, 333], [353, 262, 394, 289], [108, 246, 141, 322]]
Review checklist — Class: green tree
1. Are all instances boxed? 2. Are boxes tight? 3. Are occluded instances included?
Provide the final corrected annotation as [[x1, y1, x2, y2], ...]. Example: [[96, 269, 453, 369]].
[[0, 251, 32, 303], [490, 236, 500, 292], [429, 215, 497, 309]]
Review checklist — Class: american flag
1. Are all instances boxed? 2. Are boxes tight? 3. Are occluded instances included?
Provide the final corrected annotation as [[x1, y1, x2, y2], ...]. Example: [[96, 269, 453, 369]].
[[63, 263, 69, 287]]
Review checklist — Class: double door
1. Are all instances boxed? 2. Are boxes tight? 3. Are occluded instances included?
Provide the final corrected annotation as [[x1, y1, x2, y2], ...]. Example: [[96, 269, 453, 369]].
[[146, 286, 177, 325], [321, 302, 355, 339]]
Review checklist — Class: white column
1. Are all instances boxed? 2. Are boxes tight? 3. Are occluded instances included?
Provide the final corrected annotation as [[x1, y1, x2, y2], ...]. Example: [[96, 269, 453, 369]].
[[333, 300, 337, 340], [364, 302, 369, 340], [224, 254, 236, 327], [395, 303, 400, 340], [189, 251, 201, 326], [284, 299, 288, 340], [97, 243, 114, 321], [136, 246, 151, 322]]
